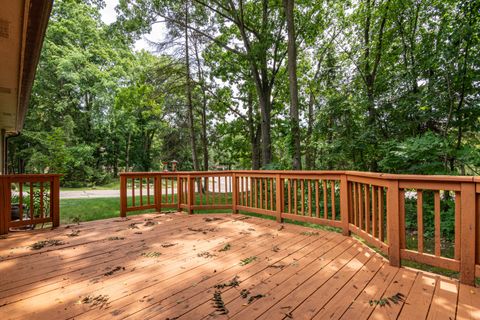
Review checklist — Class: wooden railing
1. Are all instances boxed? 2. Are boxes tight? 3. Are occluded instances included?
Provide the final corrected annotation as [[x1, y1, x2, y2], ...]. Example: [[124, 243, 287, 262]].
[[0, 174, 61, 235], [120, 170, 479, 285]]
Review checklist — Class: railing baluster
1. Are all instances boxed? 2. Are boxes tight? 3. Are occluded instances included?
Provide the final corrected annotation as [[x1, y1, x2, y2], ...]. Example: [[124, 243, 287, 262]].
[[270, 178, 274, 210], [241, 177, 244, 206], [434, 191, 441, 256], [30, 182, 34, 222], [275, 174, 282, 222], [259, 178, 263, 209], [253, 178, 257, 208], [399, 189, 406, 250], [217, 176, 221, 204], [131, 178, 135, 207], [232, 174, 238, 214], [176, 177, 181, 210], [358, 183, 364, 229], [171, 177, 175, 204], [139, 178, 143, 206], [294, 179, 298, 215], [154, 176, 161, 212], [348, 182, 353, 223], [454, 191, 461, 260], [40, 182, 44, 219], [417, 190, 423, 253], [287, 179, 291, 213], [225, 176, 229, 204], [308, 180, 312, 217], [378, 186, 384, 242], [301, 179, 305, 215], [365, 184, 370, 232], [19, 182, 23, 222], [353, 182, 357, 226], [331, 181, 336, 220], [372, 186, 377, 237], [147, 177, 151, 205], [323, 180, 328, 219], [264, 178, 268, 209]]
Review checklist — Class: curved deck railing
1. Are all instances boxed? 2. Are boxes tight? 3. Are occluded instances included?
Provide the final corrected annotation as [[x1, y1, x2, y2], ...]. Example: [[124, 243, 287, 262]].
[[120, 170, 479, 285]]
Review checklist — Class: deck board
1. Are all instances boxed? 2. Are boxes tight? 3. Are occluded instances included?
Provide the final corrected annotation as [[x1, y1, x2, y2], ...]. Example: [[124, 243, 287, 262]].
[[0, 213, 479, 320]]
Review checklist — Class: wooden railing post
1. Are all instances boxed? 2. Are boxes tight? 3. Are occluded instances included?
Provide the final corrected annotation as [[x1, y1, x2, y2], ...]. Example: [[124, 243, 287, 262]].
[[187, 175, 194, 214], [232, 173, 238, 214], [0, 177, 8, 235], [460, 182, 476, 285], [120, 175, 127, 218], [52, 176, 60, 227], [275, 174, 283, 223], [177, 175, 182, 212], [154, 175, 162, 213], [340, 174, 350, 236], [386, 179, 401, 267]]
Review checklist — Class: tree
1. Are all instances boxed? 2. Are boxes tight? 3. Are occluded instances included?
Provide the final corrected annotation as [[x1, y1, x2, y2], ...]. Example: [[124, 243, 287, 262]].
[[283, 0, 301, 170]]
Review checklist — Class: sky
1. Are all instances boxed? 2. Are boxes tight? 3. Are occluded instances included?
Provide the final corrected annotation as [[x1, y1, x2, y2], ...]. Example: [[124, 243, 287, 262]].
[[100, 0, 166, 52]]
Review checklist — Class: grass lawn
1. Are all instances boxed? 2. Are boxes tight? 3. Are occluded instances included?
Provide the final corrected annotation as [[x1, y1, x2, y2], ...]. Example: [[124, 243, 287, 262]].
[[59, 194, 234, 224], [61, 197, 139, 223]]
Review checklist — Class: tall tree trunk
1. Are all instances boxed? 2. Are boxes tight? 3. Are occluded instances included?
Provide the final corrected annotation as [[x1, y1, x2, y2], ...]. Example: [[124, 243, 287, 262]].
[[247, 91, 261, 169], [258, 90, 272, 167], [284, 0, 301, 170], [361, 0, 391, 171], [234, 0, 274, 167], [305, 56, 324, 170], [193, 37, 209, 171], [305, 90, 315, 170], [185, 0, 200, 171], [200, 97, 208, 171]]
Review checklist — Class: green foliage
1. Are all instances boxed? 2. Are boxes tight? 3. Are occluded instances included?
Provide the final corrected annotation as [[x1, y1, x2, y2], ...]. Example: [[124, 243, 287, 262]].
[[30, 239, 65, 250], [379, 133, 451, 174], [8, 0, 480, 185], [239, 256, 257, 266]]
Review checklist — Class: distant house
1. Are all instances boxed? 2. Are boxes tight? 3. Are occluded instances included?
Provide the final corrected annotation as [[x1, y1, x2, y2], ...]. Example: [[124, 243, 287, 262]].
[[0, 0, 53, 174]]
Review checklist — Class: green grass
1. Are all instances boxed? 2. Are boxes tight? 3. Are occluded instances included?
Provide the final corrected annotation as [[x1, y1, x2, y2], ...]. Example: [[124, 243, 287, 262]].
[[60, 197, 156, 223], [60, 193, 234, 223]]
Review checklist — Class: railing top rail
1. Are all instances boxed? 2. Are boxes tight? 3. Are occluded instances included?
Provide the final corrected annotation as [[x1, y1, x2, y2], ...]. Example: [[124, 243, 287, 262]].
[[0, 174, 63, 179], [119, 170, 477, 182]]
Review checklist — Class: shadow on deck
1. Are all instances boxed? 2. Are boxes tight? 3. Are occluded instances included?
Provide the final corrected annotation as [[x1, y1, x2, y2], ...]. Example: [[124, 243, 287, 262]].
[[0, 213, 479, 319]]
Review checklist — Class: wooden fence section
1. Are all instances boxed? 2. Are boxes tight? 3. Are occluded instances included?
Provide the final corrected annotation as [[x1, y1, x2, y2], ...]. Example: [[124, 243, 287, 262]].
[[120, 170, 479, 285], [0, 174, 61, 235]]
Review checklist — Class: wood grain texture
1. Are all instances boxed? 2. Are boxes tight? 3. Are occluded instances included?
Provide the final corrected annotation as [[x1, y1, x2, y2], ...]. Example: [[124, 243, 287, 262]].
[[0, 213, 477, 320]]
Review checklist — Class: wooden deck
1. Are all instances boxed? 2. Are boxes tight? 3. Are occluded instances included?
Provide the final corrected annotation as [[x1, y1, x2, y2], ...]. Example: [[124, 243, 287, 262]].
[[0, 213, 479, 320]]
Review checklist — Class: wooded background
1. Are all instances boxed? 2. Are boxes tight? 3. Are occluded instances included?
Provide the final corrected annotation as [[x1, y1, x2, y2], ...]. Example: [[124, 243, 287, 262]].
[[8, 0, 479, 187]]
